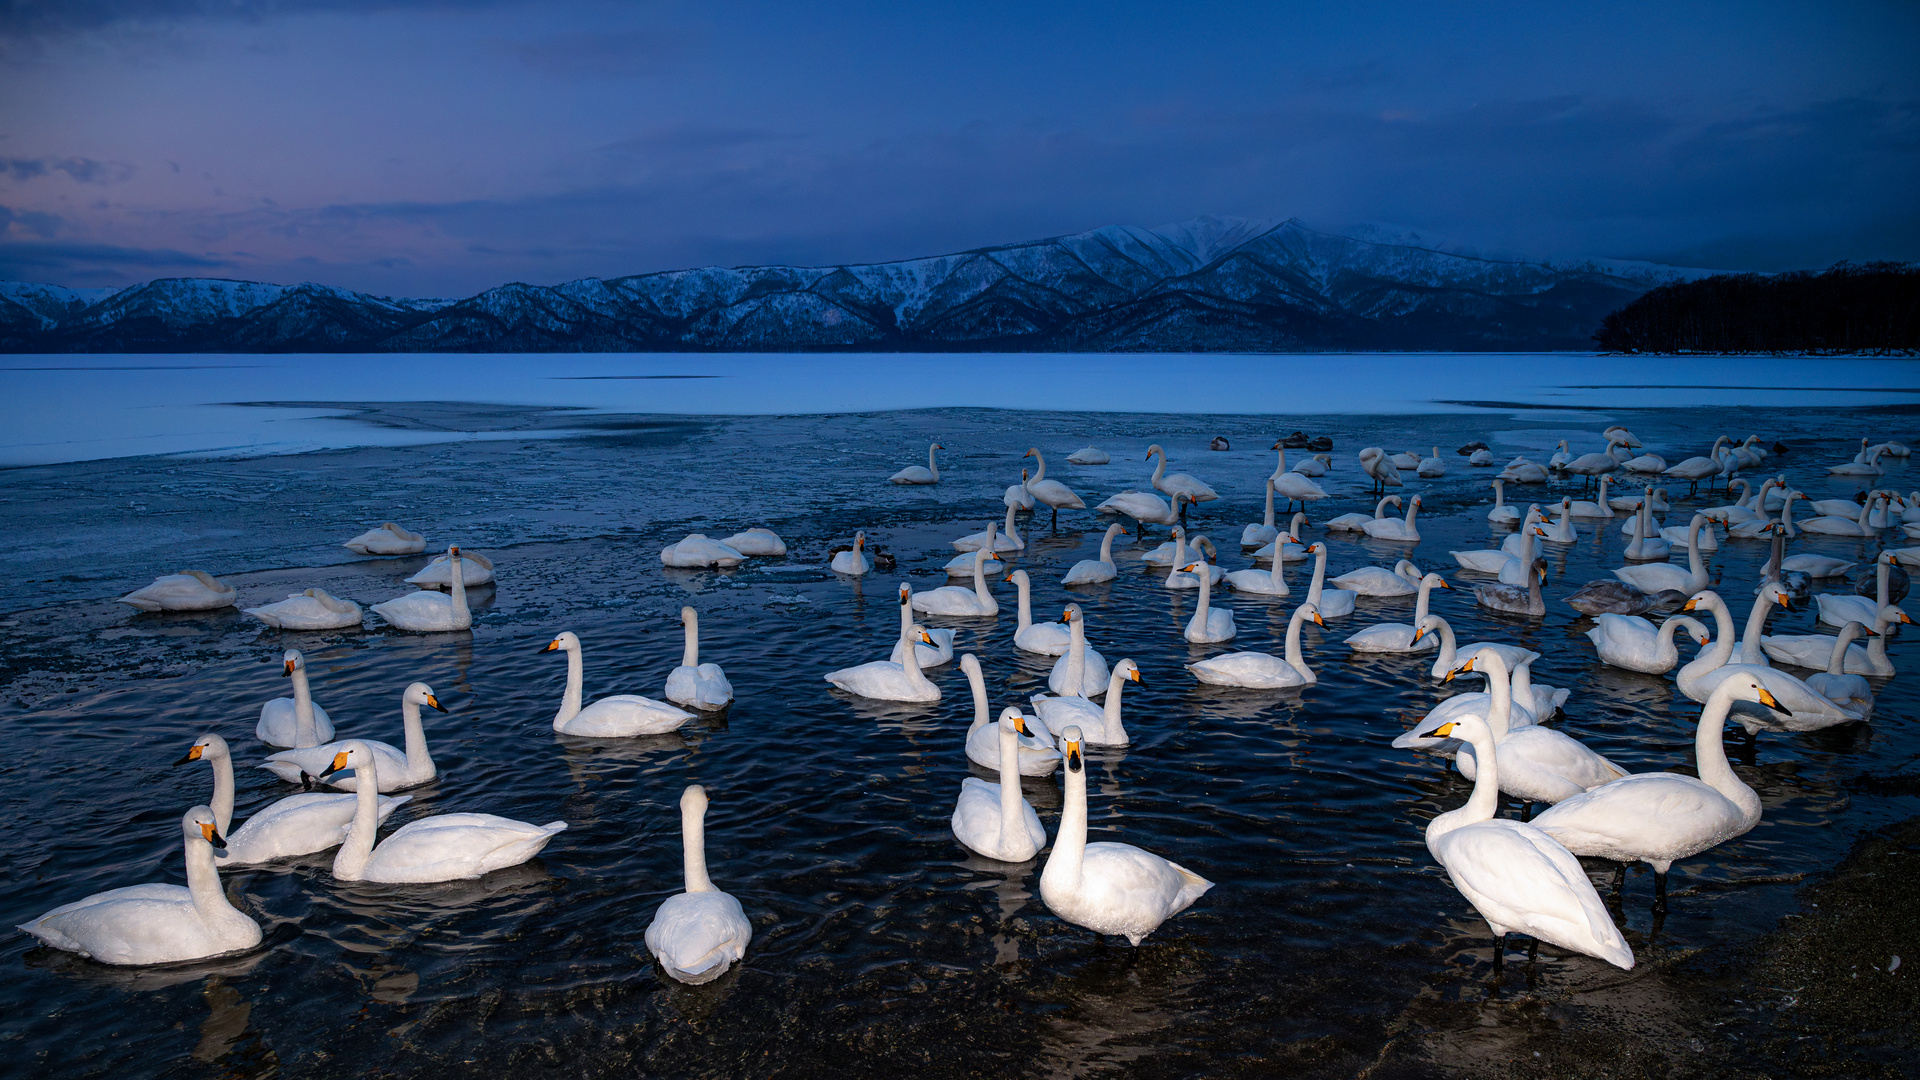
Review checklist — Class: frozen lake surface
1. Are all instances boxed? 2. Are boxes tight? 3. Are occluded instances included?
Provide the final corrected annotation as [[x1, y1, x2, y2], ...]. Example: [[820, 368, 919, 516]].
[[0, 360, 1915, 1076]]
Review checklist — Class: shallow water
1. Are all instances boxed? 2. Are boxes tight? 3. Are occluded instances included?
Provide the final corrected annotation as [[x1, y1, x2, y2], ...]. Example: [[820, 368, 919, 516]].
[[1, 401, 1916, 1077]]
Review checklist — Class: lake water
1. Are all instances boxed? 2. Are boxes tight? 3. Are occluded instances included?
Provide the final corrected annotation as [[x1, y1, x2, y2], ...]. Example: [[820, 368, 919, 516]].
[[0, 354, 1915, 1077]]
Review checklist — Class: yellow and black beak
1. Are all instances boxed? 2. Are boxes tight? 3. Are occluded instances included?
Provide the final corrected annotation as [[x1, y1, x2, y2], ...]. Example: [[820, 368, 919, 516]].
[[426, 694, 447, 713], [1411, 627, 1426, 644], [283, 658, 295, 677], [540, 639, 560, 653], [318, 749, 351, 781], [1758, 687, 1792, 716], [1903, 613, 1916, 626], [200, 822, 226, 849], [1065, 738, 1082, 773], [1129, 668, 1144, 686], [1444, 660, 1474, 682], [918, 629, 936, 646], [1433, 721, 1458, 738], [173, 744, 205, 766], [1311, 611, 1326, 627], [1683, 597, 1700, 612]]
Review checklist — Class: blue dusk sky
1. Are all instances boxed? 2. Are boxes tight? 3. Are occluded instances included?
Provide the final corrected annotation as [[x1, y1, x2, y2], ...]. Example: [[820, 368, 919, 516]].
[[0, 0, 1915, 296]]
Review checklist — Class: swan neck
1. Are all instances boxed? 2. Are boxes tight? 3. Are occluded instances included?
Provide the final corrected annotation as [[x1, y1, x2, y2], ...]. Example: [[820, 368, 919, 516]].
[[209, 751, 235, 836], [1484, 656, 1515, 737], [1028, 449, 1045, 484], [1828, 623, 1862, 675], [1740, 594, 1774, 665], [1695, 687, 1758, 817], [1002, 504, 1019, 543], [1047, 754, 1088, 887], [1878, 559, 1892, 605], [1149, 449, 1165, 486], [402, 697, 433, 773], [291, 665, 317, 744], [682, 800, 714, 893], [1104, 669, 1129, 739], [1066, 613, 1086, 686], [334, 756, 382, 879], [557, 644, 584, 725], [998, 723, 1023, 832], [184, 832, 233, 918], [449, 552, 468, 623], [1688, 516, 1706, 578], [1014, 574, 1032, 632], [972, 542, 990, 599], [1262, 477, 1276, 526], [1413, 578, 1435, 625], [1435, 618, 1458, 670], [682, 612, 699, 667], [928, 444, 940, 480], [1430, 722, 1501, 847], [1284, 607, 1310, 679], [1193, 563, 1211, 621], [1098, 526, 1117, 563], [1307, 544, 1327, 601]]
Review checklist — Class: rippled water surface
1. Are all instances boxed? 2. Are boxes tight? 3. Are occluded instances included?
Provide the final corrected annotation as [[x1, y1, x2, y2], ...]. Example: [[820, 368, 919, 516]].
[[1, 401, 1915, 1077]]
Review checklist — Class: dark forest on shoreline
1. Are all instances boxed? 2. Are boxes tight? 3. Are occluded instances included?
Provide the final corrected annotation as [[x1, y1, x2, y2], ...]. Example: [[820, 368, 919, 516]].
[[1594, 262, 1920, 355]]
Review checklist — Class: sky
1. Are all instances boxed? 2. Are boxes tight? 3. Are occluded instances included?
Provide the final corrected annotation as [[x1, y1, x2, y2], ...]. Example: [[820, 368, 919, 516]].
[[0, 0, 1916, 297]]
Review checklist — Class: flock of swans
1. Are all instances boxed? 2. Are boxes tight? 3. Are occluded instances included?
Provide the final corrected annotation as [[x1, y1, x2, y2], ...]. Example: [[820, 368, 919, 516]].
[[31, 427, 1914, 984]]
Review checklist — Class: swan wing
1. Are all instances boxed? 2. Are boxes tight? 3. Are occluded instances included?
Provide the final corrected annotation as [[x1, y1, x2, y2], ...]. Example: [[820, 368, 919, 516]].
[[222, 792, 409, 864], [1434, 821, 1632, 968], [645, 890, 751, 983], [1534, 774, 1743, 864], [559, 694, 695, 737], [364, 814, 566, 882], [1186, 652, 1303, 688]]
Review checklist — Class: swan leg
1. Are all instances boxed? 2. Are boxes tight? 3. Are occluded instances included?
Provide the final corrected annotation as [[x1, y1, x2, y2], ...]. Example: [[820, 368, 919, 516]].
[[1519, 800, 1533, 823], [1491, 933, 1507, 977], [1527, 936, 1539, 963], [1653, 870, 1669, 914], [1613, 862, 1627, 896]]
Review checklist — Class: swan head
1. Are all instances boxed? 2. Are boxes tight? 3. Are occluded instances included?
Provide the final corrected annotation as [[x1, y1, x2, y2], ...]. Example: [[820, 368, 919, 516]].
[[681, 783, 709, 816], [1059, 726, 1084, 772], [960, 652, 982, 677], [183, 805, 226, 850], [1144, 444, 1164, 459], [1422, 573, 1452, 590], [404, 682, 447, 713], [542, 630, 582, 653], [282, 649, 305, 676], [1114, 659, 1143, 686], [898, 583, 911, 605], [319, 739, 378, 781], [680, 606, 698, 625], [1061, 603, 1082, 626], [175, 732, 230, 766], [1180, 562, 1203, 574], [998, 707, 1032, 736], [1307, 542, 1325, 555], [1299, 603, 1324, 627], [917, 628, 936, 646]]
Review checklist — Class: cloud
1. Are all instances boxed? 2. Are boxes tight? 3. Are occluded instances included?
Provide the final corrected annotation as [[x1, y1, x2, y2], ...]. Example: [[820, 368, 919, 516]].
[[1, 157, 137, 184], [0, 204, 64, 237], [0, 241, 234, 281]]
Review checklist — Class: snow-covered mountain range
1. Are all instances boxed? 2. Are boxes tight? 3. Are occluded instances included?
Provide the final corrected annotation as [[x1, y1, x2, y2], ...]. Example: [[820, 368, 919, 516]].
[[1, 217, 1707, 353]]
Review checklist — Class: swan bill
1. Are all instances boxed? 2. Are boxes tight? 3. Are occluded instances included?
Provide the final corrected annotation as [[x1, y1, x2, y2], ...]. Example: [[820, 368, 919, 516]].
[[1432, 721, 1459, 738], [199, 821, 227, 849], [425, 694, 447, 712], [540, 639, 561, 653], [283, 658, 296, 676], [1757, 687, 1792, 716], [173, 744, 205, 765], [1065, 740, 1083, 773]]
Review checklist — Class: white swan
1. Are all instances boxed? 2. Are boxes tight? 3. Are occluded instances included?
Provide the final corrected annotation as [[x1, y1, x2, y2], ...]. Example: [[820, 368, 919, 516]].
[[1677, 590, 1865, 732], [244, 587, 363, 630], [1033, 660, 1141, 747], [17, 806, 263, 965], [1241, 477, 1281, 545], [1291, 453, 1331, 477], [118, 570, 236, 612], [1663, 436, 1731, 493], [1362, 495, 1421, 541], [1611, 515, 1710, 594], [262, 681, 443, 791], [1164, 534, 1224, 589], [1344, 573, 1451, 652], [1412, 614, 1539, 681], [1620, 451, 1668, 476], [1500, 457, 1550, 484], [371, 544, 472, 631], [1763, 603, 1908, 676], [1024, 448, 1087, 525], [665, 607, 734, 711], [1548, 440, 1574, 470], [1047, 603, 1111, 698], [1008, 570, 1070, 655], [912, 542, 999, 617], [720, 527, 787, 556], [1005, 468, 1037, 510], [1420, 714, 1634, 971], [325, 742, 566, 883], [660, 534, 747, 568], [1144, 444, 1219, 503], [1269, 445, 1329, 510], [1299, 542, 1356, 618], [1703, 477, 1766, 524], [1095, 490, 1188, 534], [1223, 535, 1292, 595], [1479, 478, 1518, 525], [536, 631, 695, 736], [1729, 489, 1803, 539], [1619, 497, 1670, 561], [1357, 447, 1403, 493], [954, 505, 1025, 552], [891, 443, 943, 484], [1803, 622, 1876, 715], [1474, 557, 1547, 617], [1814, 553, 1896, 628], [1535, 498, 1578, 543], [1511, 660, 1570, 719], [1038, 725, 1212, 945], [1250, 513, 1311, 562], [831, 532, 871, 575], [1188, 603, 1322, 688], [1587, 613, 1711, 674], [1331, 558, 1421, 597], [953, 708, 1050, 863], [1181, 561, 1237, 643], [960, 653, 1060, 775], [257, 649, 336, 747], [406, 549, 495, 588], [646, 784, 752, 983], [889, 620, 954, 667], [1418, 446, 1446, 477], [1799, 495, 1884, 537], [1827, 447, 1884, 477], [1567, 476, 1615, 517], [343, 522, 425, 556], [825, 585, 941, 702], [1452, 512, 1542, 581], [1534, 675, 1778, 913], [1468, 448, 1494, 466], [942, 547, 1005, 577], [1067, 446, 1110, 465], [1327, 494, 1398, 532], [1390, 449, 1423, 470], [1062, 523, 1125, 586], [178, 733, 408, 865], [1142, 524, 1194, 567], [1437, 651, 1625, 809]]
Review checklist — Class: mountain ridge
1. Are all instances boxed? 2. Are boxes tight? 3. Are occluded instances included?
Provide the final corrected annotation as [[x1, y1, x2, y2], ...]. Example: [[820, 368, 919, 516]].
[[0, 217, 1713, 353]]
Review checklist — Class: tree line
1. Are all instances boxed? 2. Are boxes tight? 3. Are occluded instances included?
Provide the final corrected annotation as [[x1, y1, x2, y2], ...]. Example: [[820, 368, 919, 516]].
[[1592, 261, 1919, 354]]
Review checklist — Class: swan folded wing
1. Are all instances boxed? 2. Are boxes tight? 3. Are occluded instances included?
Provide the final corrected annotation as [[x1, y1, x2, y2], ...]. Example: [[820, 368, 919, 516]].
[[561, 695, 693, 737], [1187, 652, 1303, 688], [22, 889, 259, 966], [257, 697, 336, 746], [1346, 623, 1430, 651], [666, 665, 733, 709], [953, 778, 1047, 859], [1062, 559, 1115, 585], [1077, 843, 1212, 944], [1030, 695, 1113, 742], [645, 891, 751, 981], [1435, 823, 1631, 968], [371, 591, 457, 628], [222, 793, 410, 864], [262, 739, 408, 789], [1535, 775, 1735, 860], [368, 815, 566, 882]]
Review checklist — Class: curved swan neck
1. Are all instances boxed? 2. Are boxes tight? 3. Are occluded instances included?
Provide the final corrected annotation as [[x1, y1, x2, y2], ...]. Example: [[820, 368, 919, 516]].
[[997, 721, 1024, 835], [682, 798, 714, 893], [335, 754, 383, 879], [1262, 477, 1276, 526], [291, 663, 318, 745], [1430, 720, 1501, 846], [1690, 594, 1736, 673], [927, 444, 941, 480], [1103, 670, 1130, 735], [1049, 750, 1088, 885], [966, 661, 988, 728], [1740, 592, 1775, 664], [1695, 684, 1758, 817], [1098, 525, 1119, 562], [1148, 448, 1166, 486], [1827, 622, 1864, 675], [209, 747, 235, 835], [558, 643, 584, 724], [1002, 503, 1019, 543], [1027, 449, 1045, 485], [1065, 610, 1086, 686], [1492, 481, 1506, 510], [184, 830, 233, 917], [1434, 617, 1459, 670], [1480, 653, 1515, 737], [971, 533, 992, 599], [401, 695, 433, 773], [1193, 561, 1212, 622], [1307, 544, 1327, 601], [681, 610, 700, 667], [1687, 515, 1706, 578], [1413, 577, 1437, 625], [1284, 607, 1311, 680], [1012, 572, 1033, 631]]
